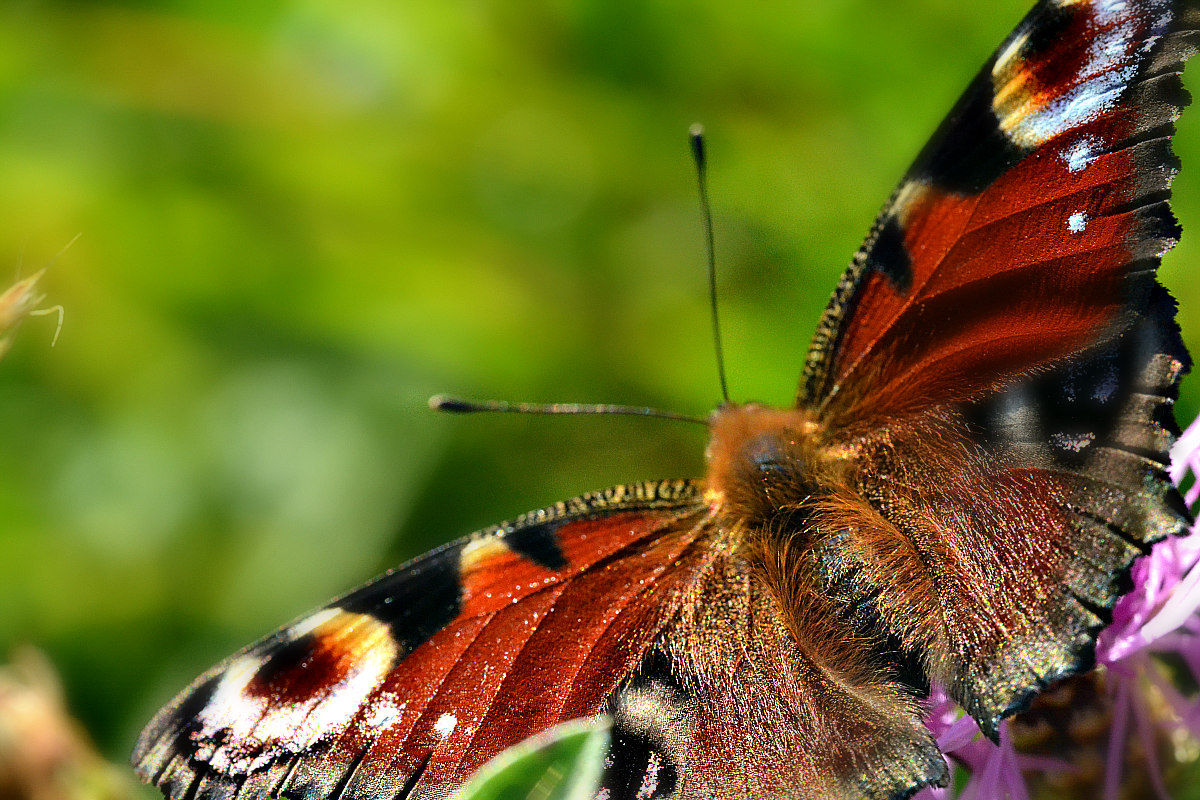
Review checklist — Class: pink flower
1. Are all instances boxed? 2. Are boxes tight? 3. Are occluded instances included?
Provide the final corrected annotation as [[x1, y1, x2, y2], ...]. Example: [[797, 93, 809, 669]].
[[917, 686, 1073, 799], [916, 414, 1200, 799]]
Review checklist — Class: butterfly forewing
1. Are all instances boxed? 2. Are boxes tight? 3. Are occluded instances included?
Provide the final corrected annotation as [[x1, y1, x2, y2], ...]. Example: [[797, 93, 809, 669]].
[[133, 481, 699, 799], [797, 0, 1196, 734], [805, 0, 1194, 416]]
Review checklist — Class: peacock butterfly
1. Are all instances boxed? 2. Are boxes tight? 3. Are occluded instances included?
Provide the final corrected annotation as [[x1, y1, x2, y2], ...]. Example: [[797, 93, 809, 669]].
[[132, 1, 1197, 798]]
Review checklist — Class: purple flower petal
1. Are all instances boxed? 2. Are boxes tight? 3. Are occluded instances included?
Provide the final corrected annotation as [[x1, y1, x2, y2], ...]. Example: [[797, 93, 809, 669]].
[[1103, 675, 1132, 800]]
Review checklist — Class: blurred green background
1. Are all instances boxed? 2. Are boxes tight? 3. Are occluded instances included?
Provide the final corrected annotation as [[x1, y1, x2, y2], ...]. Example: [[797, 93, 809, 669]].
[[1, 0, 1198, 787]]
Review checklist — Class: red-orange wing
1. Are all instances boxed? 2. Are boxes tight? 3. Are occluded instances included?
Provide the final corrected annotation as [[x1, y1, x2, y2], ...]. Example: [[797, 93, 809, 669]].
[[803, 0, 1195, 420], [133, 481, 698, 800], [132, 480, 946, 800], [796, 0, 1195, 736]]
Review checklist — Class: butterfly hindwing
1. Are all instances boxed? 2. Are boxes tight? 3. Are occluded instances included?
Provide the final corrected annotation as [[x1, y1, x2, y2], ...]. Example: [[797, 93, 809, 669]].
[[635, 554, 947, 800], [797, 0, 1196, 735]]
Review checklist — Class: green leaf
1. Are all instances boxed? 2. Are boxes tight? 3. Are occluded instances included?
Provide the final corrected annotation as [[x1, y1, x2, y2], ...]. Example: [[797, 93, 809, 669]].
[[450, 716, 611, 800]]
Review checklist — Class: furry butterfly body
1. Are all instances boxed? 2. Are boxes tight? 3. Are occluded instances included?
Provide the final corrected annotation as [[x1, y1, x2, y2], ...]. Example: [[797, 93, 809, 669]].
[[134, 1, 1197, 798]]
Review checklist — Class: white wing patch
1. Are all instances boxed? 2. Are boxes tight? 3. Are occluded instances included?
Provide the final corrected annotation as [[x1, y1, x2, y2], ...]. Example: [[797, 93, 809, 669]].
[[1061, 135, 1102, 172], [191, 611, 398, 775], [994, 0, 1173, 148]]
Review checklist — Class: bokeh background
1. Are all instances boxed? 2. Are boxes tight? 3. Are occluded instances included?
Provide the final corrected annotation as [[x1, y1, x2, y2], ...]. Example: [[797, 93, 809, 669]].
[[1, 0, 1198, 793]]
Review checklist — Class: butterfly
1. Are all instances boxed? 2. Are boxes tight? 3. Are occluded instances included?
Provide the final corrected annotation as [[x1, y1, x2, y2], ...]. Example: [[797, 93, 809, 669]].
[[132, 1, 1198, 798]]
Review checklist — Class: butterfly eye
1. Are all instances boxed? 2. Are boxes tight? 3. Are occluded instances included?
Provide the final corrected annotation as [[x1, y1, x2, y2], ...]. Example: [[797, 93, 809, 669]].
[[746, 433, 789, 480], [731, 432, 816, 527]]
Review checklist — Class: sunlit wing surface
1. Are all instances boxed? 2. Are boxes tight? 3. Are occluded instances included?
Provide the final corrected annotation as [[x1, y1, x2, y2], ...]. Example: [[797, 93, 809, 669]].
[[132, 481, 946, 800], [798, 0, 1196, 735]]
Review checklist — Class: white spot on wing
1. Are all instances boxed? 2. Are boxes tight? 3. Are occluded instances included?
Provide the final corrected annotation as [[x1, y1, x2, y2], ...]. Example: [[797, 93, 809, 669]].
[[1068, 212, 1089, 233], [435, 712, 458, 738], [365, 694, 405, 730], [638, 750, 663, 797], [994, 31, 1031, 76], [1051, 431, 1096, 453], [288, 607, 340, 639]]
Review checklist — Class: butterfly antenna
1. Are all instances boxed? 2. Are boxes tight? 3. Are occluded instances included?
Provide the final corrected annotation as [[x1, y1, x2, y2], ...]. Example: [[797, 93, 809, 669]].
[[690, 124, 730, 405], [429, 131, 732, 429], [429, 395, 707, 425]]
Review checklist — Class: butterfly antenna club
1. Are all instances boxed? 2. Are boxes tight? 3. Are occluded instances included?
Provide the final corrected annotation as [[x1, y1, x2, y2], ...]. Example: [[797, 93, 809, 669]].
[[690, 124, 730, 406]]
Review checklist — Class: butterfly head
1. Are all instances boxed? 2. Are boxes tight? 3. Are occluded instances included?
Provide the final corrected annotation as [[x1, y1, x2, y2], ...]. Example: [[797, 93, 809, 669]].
[[704, 402, 828, 527]]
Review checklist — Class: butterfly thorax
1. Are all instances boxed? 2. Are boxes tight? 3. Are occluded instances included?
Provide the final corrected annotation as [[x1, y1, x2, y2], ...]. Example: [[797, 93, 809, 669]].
[[704, 402, 843, 529]]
